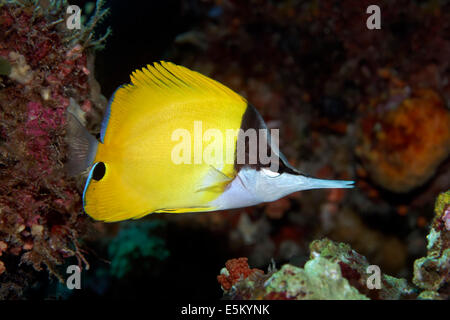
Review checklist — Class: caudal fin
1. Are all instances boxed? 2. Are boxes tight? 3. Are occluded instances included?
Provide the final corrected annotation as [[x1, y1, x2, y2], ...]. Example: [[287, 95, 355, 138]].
[[65, 112, 98, 176], [304, 177, 355, 189]]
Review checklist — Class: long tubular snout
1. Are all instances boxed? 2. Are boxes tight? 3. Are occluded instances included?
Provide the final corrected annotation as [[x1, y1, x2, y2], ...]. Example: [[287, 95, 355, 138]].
[[302, 177, 355, 190]]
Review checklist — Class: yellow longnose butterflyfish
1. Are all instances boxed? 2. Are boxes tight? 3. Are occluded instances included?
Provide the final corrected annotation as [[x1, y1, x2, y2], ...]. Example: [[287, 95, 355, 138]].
[[67, 61, 354, 222]]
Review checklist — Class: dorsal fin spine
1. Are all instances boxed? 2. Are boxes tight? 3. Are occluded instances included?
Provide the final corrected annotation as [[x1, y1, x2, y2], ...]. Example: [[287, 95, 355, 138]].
[[154, 63, 186, 88], [145, 65, 170, 88], [153, 63, 182, 88]]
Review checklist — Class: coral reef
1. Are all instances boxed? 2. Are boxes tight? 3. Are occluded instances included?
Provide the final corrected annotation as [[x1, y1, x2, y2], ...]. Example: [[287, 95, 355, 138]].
[[0, 0, 448, 300], [217, 189, 450, 300], [0, 0, 110, 298], [218, 238, 415, 300], [413, 191, 449, 299]]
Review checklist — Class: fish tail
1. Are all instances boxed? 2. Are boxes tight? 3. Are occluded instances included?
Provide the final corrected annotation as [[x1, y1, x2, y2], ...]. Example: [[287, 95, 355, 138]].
[[65, 112, 98, 176], [305, 177, 355, 189]]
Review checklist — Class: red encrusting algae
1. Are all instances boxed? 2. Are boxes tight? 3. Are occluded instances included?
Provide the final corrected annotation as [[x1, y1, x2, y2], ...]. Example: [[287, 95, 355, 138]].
[[0, 1, 108, 298], [217, 257, 263, 291]]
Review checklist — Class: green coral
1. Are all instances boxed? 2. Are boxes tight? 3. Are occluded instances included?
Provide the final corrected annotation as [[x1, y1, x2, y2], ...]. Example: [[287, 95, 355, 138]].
[[417, 290, 443, 300], [434, 190, 450, 219], [309, 238, 368, 265], [413, 249, 450, 292], [108, 220, 170, 279], [381, 275, 413, 299], [265, 257, 369, 300], [308, 238, 414, 299], [426, 228, 441, 250]]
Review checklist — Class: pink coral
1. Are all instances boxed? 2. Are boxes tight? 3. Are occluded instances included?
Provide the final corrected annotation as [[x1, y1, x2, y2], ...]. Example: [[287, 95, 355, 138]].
[[0, 2, 103, 297], [24, 101, 65, 175]]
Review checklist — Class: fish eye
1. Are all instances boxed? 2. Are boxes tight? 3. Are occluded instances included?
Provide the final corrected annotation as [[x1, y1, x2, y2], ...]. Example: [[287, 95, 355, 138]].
[[261, 168, 281, 178], [92, 162, 106, 181]]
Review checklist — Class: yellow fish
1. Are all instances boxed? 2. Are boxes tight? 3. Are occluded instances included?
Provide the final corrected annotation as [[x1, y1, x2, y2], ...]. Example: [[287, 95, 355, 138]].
[[68, 61, 354, 222]]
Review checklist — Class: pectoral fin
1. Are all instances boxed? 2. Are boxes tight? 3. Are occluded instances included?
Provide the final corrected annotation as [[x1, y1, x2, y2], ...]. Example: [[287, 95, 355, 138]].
[[195, 165, 233, 193]]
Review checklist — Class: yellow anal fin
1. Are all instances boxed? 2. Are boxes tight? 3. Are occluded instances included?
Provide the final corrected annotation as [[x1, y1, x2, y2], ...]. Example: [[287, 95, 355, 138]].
[[154, 207, 216, 214]]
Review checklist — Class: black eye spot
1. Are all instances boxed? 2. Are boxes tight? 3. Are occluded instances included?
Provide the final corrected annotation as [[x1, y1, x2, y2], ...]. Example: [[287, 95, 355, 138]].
[[92, 162, 106, 181]]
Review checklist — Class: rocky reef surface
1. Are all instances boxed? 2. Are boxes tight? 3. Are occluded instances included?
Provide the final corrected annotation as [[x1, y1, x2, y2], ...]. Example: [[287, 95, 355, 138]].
[[0, 0, 109, 298], [217, 191, 449, 300], [412, 191, 449, 299]]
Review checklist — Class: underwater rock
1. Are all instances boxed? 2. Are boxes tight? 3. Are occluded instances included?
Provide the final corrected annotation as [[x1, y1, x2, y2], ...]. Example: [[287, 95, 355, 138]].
[[218, 238, 414, 300], [413, 190, 450, 299], [357, 88, 450, 193], [0, 0, 110, 298]]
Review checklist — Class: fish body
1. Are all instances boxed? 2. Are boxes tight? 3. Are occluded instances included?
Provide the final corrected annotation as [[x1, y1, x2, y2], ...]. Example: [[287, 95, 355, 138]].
[[69, 62, 354, 222]]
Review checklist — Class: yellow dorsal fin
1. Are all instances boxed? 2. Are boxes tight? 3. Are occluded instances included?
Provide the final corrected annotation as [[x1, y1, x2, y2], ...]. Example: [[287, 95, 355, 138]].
[[137, 61, 245, 101], [102, 61, 247, 144]]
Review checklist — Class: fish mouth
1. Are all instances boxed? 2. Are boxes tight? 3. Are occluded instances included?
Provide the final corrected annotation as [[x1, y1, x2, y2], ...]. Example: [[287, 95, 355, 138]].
[[296, 176, 355, 190]]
